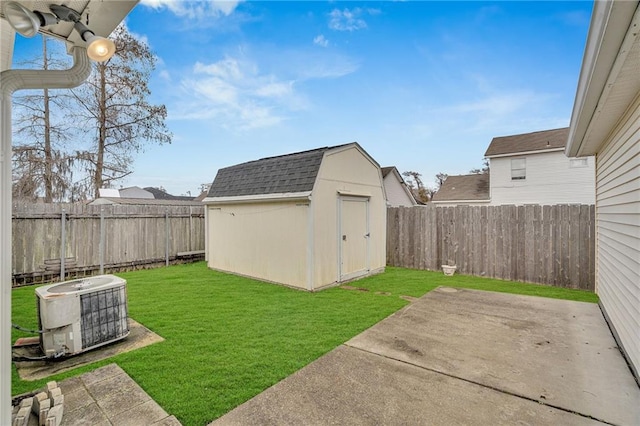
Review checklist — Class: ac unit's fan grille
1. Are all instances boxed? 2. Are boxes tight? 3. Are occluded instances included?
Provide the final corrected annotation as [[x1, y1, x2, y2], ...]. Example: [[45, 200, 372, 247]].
[[80, 286, 128, 348]]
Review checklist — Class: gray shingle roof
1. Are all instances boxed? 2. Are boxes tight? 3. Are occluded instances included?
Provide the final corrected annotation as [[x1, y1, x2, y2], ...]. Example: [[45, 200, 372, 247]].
[[431, 174, 490, 202], [143, 187, 195, 201], [484, 127, 569, 157], [208, 145, 350, 198]]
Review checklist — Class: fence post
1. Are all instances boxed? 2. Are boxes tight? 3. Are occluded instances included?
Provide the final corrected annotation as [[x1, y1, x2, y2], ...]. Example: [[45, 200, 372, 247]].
[[60, 208, 66, 282], [165, 209, 170, 266], [99, 207, 105, 274], [189, 206, 193, 251]]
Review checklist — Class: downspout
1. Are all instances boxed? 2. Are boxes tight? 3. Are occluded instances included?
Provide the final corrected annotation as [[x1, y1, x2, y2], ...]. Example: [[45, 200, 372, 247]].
[[0, 46, 92, 425]]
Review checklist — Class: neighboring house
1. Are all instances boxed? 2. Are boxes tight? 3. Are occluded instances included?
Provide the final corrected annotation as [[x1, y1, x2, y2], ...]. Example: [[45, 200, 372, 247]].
[[381, 166, 417, 207], [89, 197, 202, 206], [431, 174, 490, 206], [144, 187, 194, 201], [203, 143, 386, 291], [485, 127, 596, 205], [566, 0, 640, 380], [119, 186, 154, 199], [90, 186, 201, 206]]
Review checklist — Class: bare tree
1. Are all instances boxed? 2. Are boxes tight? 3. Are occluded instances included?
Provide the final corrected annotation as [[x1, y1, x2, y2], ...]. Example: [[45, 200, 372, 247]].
[[402, 171, 430, 203], [469, 159, 490, 174], [12, 36, 81, 202], [68, 24, 172, 197], [435, 172, 448, 189]]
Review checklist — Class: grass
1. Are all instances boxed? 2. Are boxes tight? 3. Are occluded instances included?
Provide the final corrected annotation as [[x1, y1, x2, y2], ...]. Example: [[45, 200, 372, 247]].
[[11, 263, 597, 425]]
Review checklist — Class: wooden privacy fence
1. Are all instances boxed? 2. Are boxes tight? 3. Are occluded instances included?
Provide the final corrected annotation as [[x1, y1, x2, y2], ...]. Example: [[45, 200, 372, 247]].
[[12, 203, 205, 287], [387, 204, 596, 290]]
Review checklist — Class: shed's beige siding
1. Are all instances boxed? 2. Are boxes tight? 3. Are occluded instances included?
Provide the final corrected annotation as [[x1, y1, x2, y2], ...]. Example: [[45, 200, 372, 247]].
[[205, 143, 385, 291], [310, 146, 385, 288], [207, 200, 309, 289], [595, 96, 640, 375]]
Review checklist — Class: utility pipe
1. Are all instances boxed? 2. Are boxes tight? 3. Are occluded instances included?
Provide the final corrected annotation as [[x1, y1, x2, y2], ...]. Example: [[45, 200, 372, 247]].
[[0, 46, 91, 425]]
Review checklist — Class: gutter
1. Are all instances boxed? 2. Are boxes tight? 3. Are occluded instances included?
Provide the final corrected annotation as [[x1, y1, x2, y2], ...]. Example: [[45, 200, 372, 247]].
[[485, 147, 565, 159], [566, 0, 640, 157], [0, 46, 92, 425]]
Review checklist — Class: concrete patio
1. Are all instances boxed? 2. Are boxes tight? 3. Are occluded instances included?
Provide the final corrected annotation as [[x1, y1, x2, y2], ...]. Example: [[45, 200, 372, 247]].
[[213, 287, 640, 425]]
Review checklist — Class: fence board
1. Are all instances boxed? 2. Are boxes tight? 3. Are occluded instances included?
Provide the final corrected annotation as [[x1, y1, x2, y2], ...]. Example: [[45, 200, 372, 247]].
[[386, 204, 595, 291], [12, 203, 205, 286]]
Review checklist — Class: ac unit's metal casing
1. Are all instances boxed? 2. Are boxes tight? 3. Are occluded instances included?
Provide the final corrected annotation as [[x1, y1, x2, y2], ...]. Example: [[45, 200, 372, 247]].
[[35, 275, 129, 357]]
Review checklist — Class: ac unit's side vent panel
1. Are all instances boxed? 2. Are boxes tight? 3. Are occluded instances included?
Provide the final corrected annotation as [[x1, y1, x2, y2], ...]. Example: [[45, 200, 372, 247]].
[[80, 286, 129, 348]]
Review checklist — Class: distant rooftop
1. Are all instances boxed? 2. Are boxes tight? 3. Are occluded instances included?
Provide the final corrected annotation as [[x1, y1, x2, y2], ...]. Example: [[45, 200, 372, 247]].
[[431, 174, 490, 202], [485, 127, 569, 157], [143, 187, 194, 201], [89, 197, 203, 206], [381, 167, 394, 178]]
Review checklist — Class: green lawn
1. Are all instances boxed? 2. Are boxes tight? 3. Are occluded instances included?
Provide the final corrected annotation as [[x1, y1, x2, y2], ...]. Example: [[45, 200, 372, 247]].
[[11, 263, 597, 425]]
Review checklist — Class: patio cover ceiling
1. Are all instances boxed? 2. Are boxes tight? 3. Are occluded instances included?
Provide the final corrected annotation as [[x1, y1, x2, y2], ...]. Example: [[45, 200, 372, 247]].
[[1, 0, 138, 70]]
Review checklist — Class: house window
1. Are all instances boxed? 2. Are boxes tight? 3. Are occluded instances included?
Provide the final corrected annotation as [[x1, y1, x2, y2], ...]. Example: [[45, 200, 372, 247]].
[[511, 158, 526, 180], [570, 158, 588, 168]]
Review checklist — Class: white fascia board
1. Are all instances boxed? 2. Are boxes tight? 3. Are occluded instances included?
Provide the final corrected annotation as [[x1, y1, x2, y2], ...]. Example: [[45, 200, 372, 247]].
[[566, 0, 640, 157], [402, 184, 418, 205], [486, 148, 565, 159], [202, 191, 312, 205]]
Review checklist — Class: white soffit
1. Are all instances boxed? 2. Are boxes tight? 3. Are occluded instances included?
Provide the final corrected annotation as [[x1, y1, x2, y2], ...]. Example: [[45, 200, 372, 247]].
[[0, 0, 138, 51], [567, 1, 640, 157], [0, 20, 14, 72]]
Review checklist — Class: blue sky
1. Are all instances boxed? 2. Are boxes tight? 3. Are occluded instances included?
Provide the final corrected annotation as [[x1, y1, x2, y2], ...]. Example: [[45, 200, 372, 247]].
[[13, 1, 594, 196]]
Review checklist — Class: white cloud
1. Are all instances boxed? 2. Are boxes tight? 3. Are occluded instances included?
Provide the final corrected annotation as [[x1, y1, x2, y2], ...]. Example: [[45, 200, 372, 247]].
[[140, 0, 241, 18], [328, 8, 368, 32], [174, 56, 301, 130], [313, 35, 329, 47], [432, 90, 562, 135]]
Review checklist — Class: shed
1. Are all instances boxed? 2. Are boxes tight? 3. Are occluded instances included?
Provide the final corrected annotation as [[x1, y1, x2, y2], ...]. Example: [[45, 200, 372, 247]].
[[202, 143, 386, 291], [566, 0, 640, 380]]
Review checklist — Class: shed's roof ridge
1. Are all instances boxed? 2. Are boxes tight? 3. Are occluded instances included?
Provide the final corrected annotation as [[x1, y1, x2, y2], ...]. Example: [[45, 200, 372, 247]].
[[207, 143, 357, 198], [227, 143, 352, 169]]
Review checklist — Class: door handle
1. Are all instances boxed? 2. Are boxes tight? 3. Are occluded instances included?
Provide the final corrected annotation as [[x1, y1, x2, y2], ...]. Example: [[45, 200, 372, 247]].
[[365, 233, 370, 237], [342, 235, 347, 241]]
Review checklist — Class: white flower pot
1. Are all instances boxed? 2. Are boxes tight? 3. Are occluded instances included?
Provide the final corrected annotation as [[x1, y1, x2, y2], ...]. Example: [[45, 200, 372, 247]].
[[442, 265, 457, 276]]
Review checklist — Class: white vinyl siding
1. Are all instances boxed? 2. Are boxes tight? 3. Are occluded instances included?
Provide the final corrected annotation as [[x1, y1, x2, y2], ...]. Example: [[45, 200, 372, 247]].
[[383, 173, 416, 207], [595, 102, 640, 377], [489, 151, 595, 205]]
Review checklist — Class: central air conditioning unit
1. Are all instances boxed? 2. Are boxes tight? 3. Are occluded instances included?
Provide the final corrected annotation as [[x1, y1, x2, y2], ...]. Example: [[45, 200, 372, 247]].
[[35, 275, 129, 358]]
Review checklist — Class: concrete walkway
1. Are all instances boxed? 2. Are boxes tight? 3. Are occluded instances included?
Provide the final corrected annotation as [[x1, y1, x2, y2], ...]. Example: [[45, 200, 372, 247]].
[[59, 364, 180, 426], [213, 287, 640, 425]]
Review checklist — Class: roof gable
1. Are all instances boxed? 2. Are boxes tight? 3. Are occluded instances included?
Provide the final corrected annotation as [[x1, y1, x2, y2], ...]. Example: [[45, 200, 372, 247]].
[[432, 174, 490, 202], [208, 144, 352, 198], [485, 128, 569, 157]]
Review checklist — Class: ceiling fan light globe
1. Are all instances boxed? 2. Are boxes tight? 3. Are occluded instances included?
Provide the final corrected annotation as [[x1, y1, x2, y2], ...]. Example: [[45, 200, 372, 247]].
[[86, 36, 116, 62]]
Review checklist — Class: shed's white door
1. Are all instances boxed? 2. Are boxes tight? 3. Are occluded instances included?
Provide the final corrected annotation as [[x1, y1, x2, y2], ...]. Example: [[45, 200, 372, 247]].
[[339, 197, 370, 281]]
